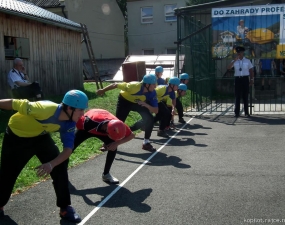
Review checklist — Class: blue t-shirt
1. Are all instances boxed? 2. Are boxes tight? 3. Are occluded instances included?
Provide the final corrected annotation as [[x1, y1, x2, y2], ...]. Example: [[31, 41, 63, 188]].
[[260, 59, 271, 70], [157, 77, 165, 85]]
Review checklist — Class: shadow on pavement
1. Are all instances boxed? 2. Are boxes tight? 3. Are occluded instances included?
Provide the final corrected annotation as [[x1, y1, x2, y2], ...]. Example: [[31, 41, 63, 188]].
[[196, 114, 285, 126], [185, 123, 212, 130], [60, 218, 79, 225], [236, 114, 285, 125], [166, 136, 208, 148], [0, 215, 18, 225], [135, 134, 208, 147], [154, 123, 212, 131], [69, 182, 152, 213], [116, 151, 191, 169]]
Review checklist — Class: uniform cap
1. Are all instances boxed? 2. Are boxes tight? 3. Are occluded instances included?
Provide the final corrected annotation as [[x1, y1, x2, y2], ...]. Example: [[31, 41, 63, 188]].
[[235, 46, 245, 53]]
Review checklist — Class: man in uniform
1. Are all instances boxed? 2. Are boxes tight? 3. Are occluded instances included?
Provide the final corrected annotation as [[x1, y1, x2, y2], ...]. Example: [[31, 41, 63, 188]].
[[227, 46, 254, 117], [7, 58, 44, 100]]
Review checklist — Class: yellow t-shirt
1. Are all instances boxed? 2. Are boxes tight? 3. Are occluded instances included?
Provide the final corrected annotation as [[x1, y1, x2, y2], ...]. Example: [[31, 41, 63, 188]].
[[9, 99, 76, 148], [117, 82, 158, 106], [166, 91, 178, 106], [155, 85, 176, 103]]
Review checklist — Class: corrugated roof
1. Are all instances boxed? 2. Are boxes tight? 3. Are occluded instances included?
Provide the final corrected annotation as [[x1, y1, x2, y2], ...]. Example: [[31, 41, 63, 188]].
[[112, 54, 185, 81], [24, 0, 60, 8], [0, 0, 81, 31]]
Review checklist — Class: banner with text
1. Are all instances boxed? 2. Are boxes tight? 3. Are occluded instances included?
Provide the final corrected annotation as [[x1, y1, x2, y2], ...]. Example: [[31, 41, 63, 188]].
[[211, 4, 285, 59]]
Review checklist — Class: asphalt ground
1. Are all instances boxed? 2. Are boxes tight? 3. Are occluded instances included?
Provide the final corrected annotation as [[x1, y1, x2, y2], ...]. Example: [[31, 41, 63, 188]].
[[1, 114, 285, 225]]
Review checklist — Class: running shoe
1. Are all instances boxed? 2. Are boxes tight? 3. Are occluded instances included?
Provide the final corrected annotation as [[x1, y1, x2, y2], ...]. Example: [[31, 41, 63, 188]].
[[142, 143, 156, 151], [102, 173, 119, 184], [157, 130, 169, 137], [59, 206, 81, 223]]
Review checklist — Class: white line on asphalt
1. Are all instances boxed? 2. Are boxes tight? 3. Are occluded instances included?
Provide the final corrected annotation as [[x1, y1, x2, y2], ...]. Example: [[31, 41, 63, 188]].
[[78, 117, 194, 225]]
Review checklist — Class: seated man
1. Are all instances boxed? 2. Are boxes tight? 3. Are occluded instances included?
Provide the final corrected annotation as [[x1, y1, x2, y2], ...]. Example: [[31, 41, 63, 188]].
[[7, 58, 43, 100]]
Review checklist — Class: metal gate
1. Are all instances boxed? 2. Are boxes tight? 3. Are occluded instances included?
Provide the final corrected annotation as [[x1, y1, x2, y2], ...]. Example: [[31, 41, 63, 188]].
[[175, 0, 285, 114]]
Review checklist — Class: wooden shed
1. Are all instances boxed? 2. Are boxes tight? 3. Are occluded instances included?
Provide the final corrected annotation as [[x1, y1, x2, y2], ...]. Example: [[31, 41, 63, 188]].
[[0, 0, 83, 98]]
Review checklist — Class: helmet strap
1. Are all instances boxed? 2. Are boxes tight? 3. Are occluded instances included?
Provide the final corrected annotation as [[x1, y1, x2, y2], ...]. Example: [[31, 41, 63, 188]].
[[144, 83, 151, 92], [169, 84, 175, 92], [63, 107, 74, 122], [70, 109, 75, 122]]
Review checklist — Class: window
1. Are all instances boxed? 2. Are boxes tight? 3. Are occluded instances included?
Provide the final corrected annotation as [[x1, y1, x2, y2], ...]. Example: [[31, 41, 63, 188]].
[[143, 49, 154, 55], [165, 4, 177, 22], [166, 48, 176, 54], [4, 36, 30, 59], [141, 7, 153, 24]]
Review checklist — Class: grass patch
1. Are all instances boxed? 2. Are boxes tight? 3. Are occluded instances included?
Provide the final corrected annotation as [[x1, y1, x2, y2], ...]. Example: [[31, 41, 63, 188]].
[[0, 82, 191, 194]]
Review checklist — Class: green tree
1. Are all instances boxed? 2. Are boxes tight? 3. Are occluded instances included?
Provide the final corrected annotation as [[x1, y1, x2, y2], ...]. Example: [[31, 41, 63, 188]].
[[116, 0, 127, 18], [116, 0, 128, 56], [186, 0, 220, 6]]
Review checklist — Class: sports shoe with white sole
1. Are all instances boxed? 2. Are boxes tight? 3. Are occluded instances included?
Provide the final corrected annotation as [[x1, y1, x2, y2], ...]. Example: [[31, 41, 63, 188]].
[[102, 173, 119, 184]]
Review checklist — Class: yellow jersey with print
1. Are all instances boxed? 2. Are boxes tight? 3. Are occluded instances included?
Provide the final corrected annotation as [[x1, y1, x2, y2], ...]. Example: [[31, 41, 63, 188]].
[[9, 99, 76, 149], [155, 85, 176, 103], [166, 91, 178, 106], [117, 82, 158, 107]]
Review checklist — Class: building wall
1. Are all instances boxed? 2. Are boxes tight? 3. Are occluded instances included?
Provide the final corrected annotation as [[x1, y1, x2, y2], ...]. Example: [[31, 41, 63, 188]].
[[65, 0, 125, 60], [43, 7, 67, 17], [127, 0, 186, 55], [0, 12, 83, 98]]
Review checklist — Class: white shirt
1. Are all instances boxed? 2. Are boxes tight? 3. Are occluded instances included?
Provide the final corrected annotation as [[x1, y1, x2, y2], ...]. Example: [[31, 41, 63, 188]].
[[7, 68, 29, 89], [237, 26, 248, 38], [233, 57, 253, 76]]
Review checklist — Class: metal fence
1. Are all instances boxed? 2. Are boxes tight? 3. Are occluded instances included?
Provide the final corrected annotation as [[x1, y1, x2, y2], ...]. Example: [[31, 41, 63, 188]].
[[175, 0, 285, 114]]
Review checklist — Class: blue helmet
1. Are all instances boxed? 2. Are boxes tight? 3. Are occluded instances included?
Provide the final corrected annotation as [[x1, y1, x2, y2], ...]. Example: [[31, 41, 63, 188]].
[[168, 77, 180, 86], [178, 84, 187, 91], [142, 74, 156, 84], [180, 73, 190, 80], [155, 66, 163, 73], [62, 90, 88, 109]]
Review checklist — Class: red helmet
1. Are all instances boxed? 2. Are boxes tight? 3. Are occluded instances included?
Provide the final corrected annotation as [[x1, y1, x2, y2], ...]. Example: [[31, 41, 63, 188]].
[[107, 120, 126, 141]]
